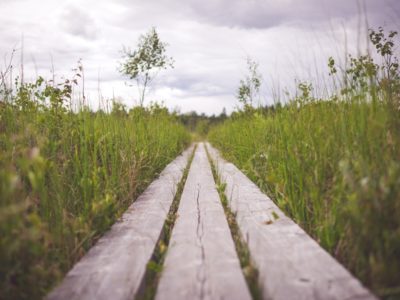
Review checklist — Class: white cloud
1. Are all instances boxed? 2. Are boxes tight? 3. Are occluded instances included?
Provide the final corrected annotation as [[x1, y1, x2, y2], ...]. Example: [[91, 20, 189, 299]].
[[0, 0, 399, 114]]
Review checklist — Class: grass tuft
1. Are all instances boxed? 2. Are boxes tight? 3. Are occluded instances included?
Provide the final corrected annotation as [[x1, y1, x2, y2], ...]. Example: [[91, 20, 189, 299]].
[[208, 28, 400, 298], [0, 73, 190, 299]]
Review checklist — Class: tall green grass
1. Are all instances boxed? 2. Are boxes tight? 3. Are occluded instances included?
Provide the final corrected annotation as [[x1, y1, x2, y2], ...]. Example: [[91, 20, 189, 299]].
[[209, 28, 400, 298], [0, 72, 190, 299]]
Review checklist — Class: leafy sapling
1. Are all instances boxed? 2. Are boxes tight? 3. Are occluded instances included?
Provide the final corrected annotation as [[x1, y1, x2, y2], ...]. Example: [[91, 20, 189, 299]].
[[120, 27, 174, 106], [237, 57, 262, 111]]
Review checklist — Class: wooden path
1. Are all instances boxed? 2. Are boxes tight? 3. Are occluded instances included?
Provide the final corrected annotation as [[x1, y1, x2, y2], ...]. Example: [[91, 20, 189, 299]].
[[206, 143, 377, 300], [48, 143, 377, 300], [47, 146, 193, 300], [156, 144, 250, 300]]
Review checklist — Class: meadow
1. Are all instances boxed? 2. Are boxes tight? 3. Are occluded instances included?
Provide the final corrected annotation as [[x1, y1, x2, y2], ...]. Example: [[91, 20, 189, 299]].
[[0, 69, 190, 299], [1, 26, 400, 300], [209, 28, 400, 298]]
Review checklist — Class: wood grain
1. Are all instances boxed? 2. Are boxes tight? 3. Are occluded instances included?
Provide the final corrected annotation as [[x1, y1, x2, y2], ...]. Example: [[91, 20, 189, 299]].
[[46, 146, 194, 300], [155, 143, 251, 300], [206, 143, 377, 300]]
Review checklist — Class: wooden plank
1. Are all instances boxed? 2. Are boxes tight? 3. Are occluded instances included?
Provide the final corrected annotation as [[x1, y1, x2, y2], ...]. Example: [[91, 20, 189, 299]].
[[155, 143, 251, 300], [46, 146, 194, 300], [206, 143, 377, 300]]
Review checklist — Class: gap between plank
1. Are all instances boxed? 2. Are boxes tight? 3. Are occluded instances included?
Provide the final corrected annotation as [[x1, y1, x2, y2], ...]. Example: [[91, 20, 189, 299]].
[[204, 143, 263, 300], [135, 144, 197, 300]]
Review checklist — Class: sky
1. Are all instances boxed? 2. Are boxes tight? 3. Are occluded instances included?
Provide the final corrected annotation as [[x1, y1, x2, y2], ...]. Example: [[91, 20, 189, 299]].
[[0, 0, 399, 115]]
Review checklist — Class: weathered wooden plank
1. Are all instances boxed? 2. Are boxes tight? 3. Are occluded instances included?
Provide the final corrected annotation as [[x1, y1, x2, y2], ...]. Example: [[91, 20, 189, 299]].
[[155, 143, 251, 300], [46, 146, 194, 300], [206, 143, 377, 300]]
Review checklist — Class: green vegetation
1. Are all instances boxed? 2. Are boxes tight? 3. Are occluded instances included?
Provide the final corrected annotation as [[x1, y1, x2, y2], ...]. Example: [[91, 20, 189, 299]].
[[120, 27, 174, 106], [209, 28, 400, 298], [0, 65, 190, 299], [237, 57, 262, 110], [2, 23, 400, 300], [178, 109, 228, 139]]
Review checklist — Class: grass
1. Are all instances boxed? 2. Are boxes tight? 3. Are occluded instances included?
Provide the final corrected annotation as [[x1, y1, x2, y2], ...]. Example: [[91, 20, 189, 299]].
[[208, 29, 400, 298], [1, 26, 399, 300], [0, 72, 190, 299]]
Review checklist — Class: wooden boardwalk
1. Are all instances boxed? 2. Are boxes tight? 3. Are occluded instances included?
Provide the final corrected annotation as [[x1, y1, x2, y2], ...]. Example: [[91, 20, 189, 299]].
[[47, 146, 194, 300], [206, 143, 376, 300], [48, 143, 377, 300], [155, 144, 251, 300]]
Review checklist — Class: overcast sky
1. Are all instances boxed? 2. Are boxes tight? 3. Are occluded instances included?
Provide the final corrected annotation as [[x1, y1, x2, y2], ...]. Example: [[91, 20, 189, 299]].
[[0, 0, 399, 115]]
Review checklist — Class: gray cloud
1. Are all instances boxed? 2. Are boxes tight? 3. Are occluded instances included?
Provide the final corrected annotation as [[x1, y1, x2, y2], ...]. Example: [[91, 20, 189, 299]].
[[1, 0, 399, 115], [116, 0, 400, 29], [60, 6, 98, 39]]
